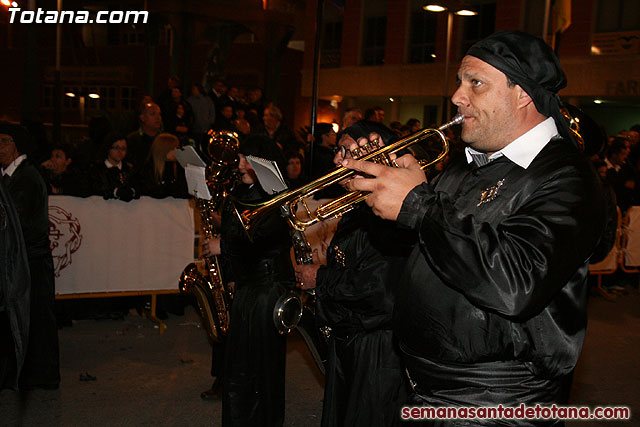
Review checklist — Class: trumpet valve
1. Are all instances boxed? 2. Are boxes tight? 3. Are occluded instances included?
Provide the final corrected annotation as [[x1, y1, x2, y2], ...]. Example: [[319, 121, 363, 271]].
[[373, 154, 392, 166]]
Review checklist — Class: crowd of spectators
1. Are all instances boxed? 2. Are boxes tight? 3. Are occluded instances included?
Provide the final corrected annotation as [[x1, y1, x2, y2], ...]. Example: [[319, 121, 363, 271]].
[[583, 117, 640, 297], [14, 81, 477, 209], [18, 77, 271, 201], [40, 82, 412, 205], [597, 128, 640, 213]]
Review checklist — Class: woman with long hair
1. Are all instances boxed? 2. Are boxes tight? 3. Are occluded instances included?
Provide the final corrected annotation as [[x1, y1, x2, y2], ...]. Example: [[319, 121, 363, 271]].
[[137, 133, 189, 198]]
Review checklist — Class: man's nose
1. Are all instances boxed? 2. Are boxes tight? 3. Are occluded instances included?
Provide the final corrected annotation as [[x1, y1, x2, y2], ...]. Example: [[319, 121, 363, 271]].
[[451, 86, 467, 108]]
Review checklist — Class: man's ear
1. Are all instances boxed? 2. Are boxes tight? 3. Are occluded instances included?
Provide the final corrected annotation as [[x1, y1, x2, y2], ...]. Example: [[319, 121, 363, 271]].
[[516, 86, 534, 110]]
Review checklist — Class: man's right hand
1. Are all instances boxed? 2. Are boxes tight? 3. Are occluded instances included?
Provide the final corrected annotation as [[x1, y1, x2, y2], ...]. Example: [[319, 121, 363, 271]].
[[342, 153, 426, 221]]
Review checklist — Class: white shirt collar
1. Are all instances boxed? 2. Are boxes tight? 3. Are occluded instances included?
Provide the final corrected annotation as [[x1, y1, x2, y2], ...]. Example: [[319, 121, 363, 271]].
[[2, 154, 27, 176], [105, 159, 122, 170], [465, 117, 558, 169]]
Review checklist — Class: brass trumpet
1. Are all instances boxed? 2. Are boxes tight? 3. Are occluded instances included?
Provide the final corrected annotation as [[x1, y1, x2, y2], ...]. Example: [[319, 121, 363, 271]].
[[233, 114, 464, 236]]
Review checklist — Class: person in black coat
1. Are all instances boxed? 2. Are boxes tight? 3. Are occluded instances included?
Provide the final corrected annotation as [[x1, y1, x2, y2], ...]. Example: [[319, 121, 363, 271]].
[[258, 105, 302, 155], [90, 133, 139, 202], [126, 102, 163, 170], [306, 123, 337, 180], [0, 123, 59, 390], [137, 133, 189, 199], [202, 134, 294, 427], [0, 169, 30, 390], [39, 144, 91, 197], [284, 150, 306, 189], [294, 121, 413, 427]]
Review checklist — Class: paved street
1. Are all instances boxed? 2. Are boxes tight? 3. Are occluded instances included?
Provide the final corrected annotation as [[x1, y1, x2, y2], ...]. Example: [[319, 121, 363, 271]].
[[0, 289, 638, 426]]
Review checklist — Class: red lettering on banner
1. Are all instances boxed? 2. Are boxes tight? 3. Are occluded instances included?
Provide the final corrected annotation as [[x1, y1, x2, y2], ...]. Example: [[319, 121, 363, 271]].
[[48, 205, 82, 277]]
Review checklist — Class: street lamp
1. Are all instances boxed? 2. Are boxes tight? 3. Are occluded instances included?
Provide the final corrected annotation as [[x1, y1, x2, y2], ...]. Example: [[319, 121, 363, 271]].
[[423, 2, 478, 16], [65, 88, 100, 123], [423, 2, 477, 120], [423, 3, 446, 12]]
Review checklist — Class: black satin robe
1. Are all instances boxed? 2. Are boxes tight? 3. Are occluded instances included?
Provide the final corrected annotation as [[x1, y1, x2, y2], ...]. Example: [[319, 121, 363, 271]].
[[3, 160, 60, 389], [394, 139, 606, 425], [0, 183, 30, 390], [219, 183, 295, 427], [315, 207, 414, 427]]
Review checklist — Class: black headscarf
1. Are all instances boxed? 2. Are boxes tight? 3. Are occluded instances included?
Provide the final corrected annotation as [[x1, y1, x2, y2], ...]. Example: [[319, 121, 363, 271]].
[[466, 30, 575, 145], [339, 120, 398, 146], [0, 123, 35, 155]]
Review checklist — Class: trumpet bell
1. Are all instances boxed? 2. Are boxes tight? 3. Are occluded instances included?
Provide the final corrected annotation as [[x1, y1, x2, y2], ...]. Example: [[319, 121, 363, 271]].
[[273, 291, 303, 334], [271, 287, 327, 374]]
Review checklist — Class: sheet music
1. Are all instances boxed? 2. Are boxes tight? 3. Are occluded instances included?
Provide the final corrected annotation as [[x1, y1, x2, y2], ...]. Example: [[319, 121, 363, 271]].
[[175, 145, 207, 168], [174, 146, 211, 199], [246, 155, 288, 195], [185, 164, 212, 200]]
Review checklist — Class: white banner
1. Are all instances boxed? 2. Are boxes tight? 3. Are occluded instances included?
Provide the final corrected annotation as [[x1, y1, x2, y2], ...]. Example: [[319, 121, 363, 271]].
[[623, 206, 640, 268], [48, 196, 195, 295]]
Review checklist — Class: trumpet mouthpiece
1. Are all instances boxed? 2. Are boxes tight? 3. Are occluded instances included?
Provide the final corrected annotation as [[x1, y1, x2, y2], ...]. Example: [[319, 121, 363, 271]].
[[439, 114, 464, 130]]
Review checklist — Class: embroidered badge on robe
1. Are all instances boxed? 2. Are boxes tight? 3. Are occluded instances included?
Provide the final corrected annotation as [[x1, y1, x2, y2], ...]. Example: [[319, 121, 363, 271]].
[[477, 179, 505, 207], [333, 245, 346, 267]]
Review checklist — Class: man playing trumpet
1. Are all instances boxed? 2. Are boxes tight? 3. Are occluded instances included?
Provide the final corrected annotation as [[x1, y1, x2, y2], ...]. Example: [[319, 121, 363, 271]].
[[342, 31, 606, 424]]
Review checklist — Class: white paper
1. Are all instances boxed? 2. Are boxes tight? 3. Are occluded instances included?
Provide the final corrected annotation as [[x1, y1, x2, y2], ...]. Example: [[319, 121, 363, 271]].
[[185, 164, 212, 200], [175, 145, 207, 168], [247, 155, 288, 195]]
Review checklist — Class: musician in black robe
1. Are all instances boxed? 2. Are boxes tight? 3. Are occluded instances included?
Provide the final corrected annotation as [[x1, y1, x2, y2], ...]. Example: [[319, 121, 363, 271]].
[[342, 31, 607, 425], [0, 177, 30, 390], [202, 134, 294, 427], [295, 121, 414, 426], [0, 123, 60, 390]]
